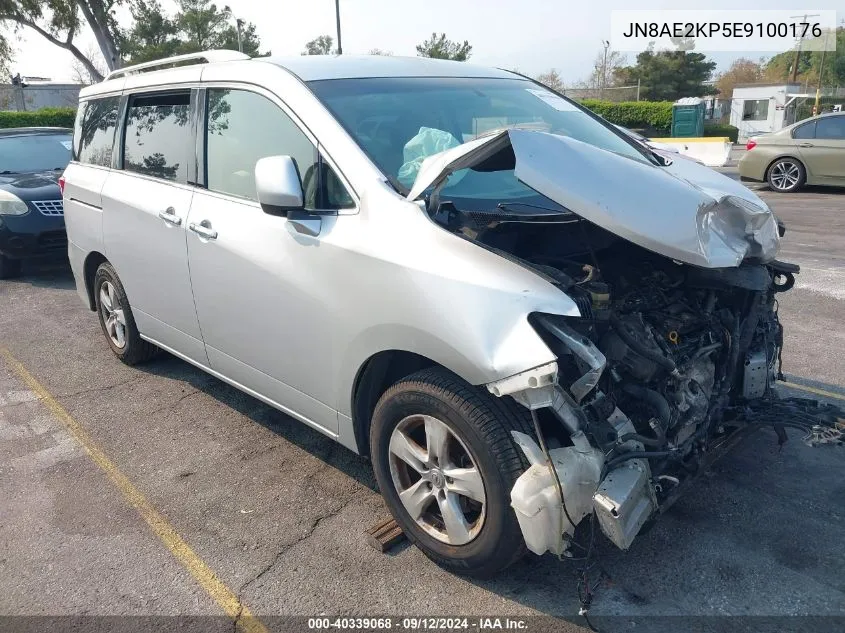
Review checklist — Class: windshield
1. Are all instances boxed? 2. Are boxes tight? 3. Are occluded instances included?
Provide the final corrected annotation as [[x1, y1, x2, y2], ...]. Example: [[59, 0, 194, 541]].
[[308, 77, 651, 203], [0, 133, 72, 174]]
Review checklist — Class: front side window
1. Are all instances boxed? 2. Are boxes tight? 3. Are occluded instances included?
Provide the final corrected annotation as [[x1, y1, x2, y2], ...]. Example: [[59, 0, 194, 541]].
[[815, 116, 845, 140], [205, 88, 353, 208], [742, 99, 770, 122], [74, 97, 119, 167], [0, 133, 72, 174], [123, 92, 191, 183], [307, 76, 652, 205]]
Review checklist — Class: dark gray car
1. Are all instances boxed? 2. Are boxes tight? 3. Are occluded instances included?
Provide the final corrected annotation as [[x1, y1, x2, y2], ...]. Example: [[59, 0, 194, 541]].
[[0, 127, 72, 278]]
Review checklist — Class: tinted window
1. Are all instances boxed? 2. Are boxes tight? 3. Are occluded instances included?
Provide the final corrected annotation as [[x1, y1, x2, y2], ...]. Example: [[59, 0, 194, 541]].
[[815, 116, 845, 139], [74, 97, 119, 166], [0, 133, 72, 174], [123, 92, 191, 183], [204, 88, 353, 208], [792, 121, 816, 139]]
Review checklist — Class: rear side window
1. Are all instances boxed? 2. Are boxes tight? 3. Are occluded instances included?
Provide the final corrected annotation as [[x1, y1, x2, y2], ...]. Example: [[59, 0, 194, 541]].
[[792, 121, 816, 139], [204, 88, 353, 208], [815, 116, 845, 140], [123, 92, 191, 184], [74, 97, 120, 166]]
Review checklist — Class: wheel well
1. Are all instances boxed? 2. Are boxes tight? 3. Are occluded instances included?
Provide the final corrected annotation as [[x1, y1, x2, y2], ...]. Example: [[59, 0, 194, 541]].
[[765, 155, 805, 182], [351, 350, 438, 457], [83, 251, 108, 311]]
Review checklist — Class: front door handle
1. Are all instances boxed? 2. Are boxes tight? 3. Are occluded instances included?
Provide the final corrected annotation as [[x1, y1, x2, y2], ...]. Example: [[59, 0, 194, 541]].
[[188, 220, 218, 240], [158, 207, 182, 225]]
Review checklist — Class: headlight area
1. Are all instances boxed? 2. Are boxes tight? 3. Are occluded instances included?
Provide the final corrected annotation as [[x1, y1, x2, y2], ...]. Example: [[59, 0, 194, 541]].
[[485, 312, 657, 558], [0, 190, 31, 216]]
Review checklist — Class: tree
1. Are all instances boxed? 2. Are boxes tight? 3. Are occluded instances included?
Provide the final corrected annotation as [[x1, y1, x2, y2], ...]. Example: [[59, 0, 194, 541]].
[[1, 0, 265, 80], [764, 27, 845, 88], [535, 69, 563, 92], [586, 48, 627, 90], [0, 31, 12, 81], [174, 0, 261, 57], [0, 0, 123, 79], [616, 47, 716, 101], [416, 33, 471, 61], [302, 34, 333, 55], [120, 0, 179, 64], [368, 47, 391, 56], [715, 57, 764, 98], [71, 42, 107, 83]]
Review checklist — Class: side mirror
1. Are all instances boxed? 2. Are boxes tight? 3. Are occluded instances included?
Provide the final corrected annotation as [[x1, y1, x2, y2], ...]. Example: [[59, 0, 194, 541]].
[[255, 155, 304, 214]]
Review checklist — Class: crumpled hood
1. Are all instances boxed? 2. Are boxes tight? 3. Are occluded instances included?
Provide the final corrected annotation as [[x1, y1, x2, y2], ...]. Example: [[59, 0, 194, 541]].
[[407, 129, 780, 269]]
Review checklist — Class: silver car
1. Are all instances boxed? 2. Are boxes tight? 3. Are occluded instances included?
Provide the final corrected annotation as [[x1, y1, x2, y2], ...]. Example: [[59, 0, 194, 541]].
[[63, 51, 807, 576]]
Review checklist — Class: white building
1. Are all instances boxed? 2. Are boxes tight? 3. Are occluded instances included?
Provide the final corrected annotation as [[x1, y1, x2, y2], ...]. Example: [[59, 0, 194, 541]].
[[729, 83, 808, 141]]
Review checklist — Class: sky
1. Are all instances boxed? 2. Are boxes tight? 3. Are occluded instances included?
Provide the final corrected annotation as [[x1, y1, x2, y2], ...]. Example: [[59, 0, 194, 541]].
[[6, 0, 844, 84]]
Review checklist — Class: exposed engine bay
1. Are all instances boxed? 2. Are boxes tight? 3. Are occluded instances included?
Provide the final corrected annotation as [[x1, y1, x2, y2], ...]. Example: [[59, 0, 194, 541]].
[[437, 205, 844, 556]]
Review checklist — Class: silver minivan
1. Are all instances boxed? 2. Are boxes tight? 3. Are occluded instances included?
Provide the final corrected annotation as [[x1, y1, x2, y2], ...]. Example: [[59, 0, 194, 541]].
[[64, 50, 809, 576]]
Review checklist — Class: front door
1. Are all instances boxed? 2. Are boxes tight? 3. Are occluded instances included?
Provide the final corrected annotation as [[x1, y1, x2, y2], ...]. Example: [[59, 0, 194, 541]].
[[796, 115, 845, 183], [101, 90, 207, 364], [185, 86, 355, 434]]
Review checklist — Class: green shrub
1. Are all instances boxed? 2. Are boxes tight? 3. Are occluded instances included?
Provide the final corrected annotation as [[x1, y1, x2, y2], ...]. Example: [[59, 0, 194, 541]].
[[703, 124, 738, 143], [580, 99, 673, 133], [0, 107, 77, 129]]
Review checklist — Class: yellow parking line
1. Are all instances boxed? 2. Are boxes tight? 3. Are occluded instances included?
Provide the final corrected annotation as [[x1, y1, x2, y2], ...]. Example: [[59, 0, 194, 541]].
[[0, 347, 268, 633], [780, 380, 845, 402]]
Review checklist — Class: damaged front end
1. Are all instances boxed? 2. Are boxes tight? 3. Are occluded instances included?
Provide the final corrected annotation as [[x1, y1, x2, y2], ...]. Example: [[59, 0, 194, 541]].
[[411, 129, 843, 556], [488, 257, 842, 556]]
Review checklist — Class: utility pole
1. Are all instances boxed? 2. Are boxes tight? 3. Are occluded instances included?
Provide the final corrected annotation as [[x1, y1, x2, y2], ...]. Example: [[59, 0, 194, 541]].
[[335, 0, 343, 55], [601, 40, 610, 99], [789, 13, 819, 83], [236, 18, 244, 53], [813, 29, 831, 116]]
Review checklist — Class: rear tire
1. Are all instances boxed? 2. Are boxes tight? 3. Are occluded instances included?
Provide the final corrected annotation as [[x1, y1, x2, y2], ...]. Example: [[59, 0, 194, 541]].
[[93, 262, 158, 365], [0, 255, 22, 280], [767, 157, 805, 193], [370, 366, 533, 577]]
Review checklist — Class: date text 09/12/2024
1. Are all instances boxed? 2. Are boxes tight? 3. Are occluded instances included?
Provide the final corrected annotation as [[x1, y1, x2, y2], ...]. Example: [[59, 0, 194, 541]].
[[307, 618, 528, 630]]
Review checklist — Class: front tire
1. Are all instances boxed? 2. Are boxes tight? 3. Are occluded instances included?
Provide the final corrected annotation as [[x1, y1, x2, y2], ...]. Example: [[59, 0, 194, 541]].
[[93, 262, 158, 365], [0, 255, 22, 279], [767, 157, 805, 192], [370, 367, 533, 577]]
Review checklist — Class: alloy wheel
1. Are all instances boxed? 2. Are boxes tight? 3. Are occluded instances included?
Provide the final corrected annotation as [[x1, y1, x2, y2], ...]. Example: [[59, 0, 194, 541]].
[[770, 160, 801, 191], [99, 281, 127, 349], [388, 414, 486, 545]]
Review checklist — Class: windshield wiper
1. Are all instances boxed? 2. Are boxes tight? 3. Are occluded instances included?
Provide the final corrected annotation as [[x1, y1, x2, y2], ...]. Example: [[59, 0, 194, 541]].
[[0, 170, 18, 175], [496, 202, 565, 214]]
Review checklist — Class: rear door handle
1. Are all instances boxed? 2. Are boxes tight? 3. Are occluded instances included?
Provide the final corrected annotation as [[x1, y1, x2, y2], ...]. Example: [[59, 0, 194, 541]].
[[798, 142, 815, 148], [158, 207, 182, 226], [188, 220, 218, 240]]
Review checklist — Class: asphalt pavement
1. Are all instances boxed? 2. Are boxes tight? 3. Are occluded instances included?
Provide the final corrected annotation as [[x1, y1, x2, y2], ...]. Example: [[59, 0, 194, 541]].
[[1, 171, 844, 633]]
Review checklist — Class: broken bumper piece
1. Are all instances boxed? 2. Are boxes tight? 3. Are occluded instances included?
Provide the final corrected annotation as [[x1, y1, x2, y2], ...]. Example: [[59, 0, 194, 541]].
[[509, 431, 656, 555]]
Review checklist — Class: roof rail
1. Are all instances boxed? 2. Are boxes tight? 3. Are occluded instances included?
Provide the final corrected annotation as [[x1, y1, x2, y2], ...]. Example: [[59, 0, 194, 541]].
[[105, 50, 250, 81]]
